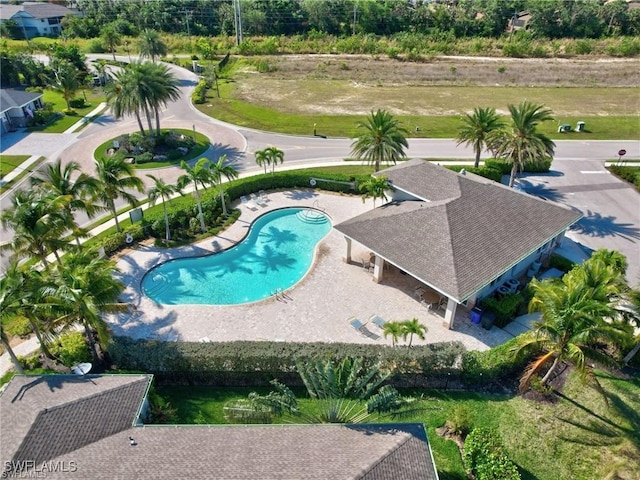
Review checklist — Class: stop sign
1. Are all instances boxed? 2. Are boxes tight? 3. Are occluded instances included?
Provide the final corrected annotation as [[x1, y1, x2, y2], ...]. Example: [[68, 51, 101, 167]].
[[618, 149, 627, 156]]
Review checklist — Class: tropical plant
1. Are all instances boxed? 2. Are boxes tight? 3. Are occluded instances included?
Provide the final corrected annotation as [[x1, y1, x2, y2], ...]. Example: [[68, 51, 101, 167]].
[[1, 189, 72, 270], [456, 107, 505, 168], [177, 158, 214, 233], [401, 317, 428, 347], [209, 155, 238, 216], [511, 274, 629, 395], [31, 159, 101, 246], [146, 174, 182, 241], [105, 64, 149, 135], [358, 175, 392, 207], [49, 252, 130, 364], [100, 25, 121, 62], [138, 29, 168, 62], [350, 109, 409, 172], [94, 156, 144, 233], [382, 320, 404, 347], [254, 146, 284, 175], [137, 61, 180, 136], [488, 101, 555, 187], [51, 60, 81, 112]]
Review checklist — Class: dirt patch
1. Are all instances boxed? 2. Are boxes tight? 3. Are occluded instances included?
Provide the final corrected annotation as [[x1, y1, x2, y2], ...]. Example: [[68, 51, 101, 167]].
[[233, 55, 640, 116]]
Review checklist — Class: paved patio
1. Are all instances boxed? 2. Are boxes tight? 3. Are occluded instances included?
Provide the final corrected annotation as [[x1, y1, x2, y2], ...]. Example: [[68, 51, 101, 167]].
[[110, 189, 514, 351]]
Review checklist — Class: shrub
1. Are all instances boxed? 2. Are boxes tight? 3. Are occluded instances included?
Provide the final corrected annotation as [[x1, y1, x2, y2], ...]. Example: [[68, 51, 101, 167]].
[[69, 97, 86, 109], [192, 79, 208, 104], [463, 427, 521, 480], [446, 405, 473, 437], [135, 152, 153, 164], [609, 165, 640, 190], [447, 165, 502, 183], [4, 316, 32, 337], [548, 253, 575, 273], [85, 38, 106, 53], [49, 332, 91, 366], [481, 293, 524, 328]]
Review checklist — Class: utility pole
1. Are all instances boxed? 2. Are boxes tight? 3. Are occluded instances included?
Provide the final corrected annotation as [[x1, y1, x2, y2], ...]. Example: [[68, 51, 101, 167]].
[[352, 2, 358, 36], [233, 0, 243, 46], [183, 10, 192, 44]]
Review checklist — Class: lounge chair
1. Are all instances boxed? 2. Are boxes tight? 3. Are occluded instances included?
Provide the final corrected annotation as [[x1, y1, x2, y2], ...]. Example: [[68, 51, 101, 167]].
[[348, 317, 380, 340], [251, 192, 265, 206], [241, 195, 258, 210], [259, 190, 268, 202], [349, 317, 365, 331], [369, 315, 386, 330]]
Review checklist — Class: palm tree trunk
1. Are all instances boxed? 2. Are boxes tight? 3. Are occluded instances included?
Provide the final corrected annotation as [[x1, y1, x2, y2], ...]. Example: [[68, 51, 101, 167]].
[[83, 322, 102, 364], [1, 337, 25, 374], [28, 319, 56, 361], [408, 334, 413, 347], [162, 201, 170, 241], [541, 356, 561, 385], [155, 107, 161, 137], [135, 112, 146, 136], [142, 105, 154, 136], [509, 163, 518, 187], [195, 187, 206, 233], [474, 148, 481, 169], [110, 199, 121, 232], [220, 190, 227, 216]]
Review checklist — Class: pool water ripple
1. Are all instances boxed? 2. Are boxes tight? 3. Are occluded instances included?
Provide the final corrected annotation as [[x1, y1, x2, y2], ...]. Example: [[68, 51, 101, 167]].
[[141, 208, 331, 305]]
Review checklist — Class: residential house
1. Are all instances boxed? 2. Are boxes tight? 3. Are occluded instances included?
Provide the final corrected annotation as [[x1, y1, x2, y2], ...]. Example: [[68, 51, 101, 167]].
[[0, 88, 44, 133], [0, 2, 79, 39], [1, 374, 440, 479], [334, 159, 581, 329]]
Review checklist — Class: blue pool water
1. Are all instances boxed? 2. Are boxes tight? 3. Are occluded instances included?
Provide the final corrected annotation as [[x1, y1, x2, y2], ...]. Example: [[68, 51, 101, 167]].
[[141, 207, 331, 305]]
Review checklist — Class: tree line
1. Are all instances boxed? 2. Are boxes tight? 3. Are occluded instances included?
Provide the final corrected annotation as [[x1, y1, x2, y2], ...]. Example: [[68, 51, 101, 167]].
[[2, 0, 636, 41]]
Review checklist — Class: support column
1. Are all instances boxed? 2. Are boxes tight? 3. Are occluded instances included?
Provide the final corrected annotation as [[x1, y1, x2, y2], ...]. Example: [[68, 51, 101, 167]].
[[442, 297, 458, 330], [372, 256, 384, 283], [343, 236, 352, 263]]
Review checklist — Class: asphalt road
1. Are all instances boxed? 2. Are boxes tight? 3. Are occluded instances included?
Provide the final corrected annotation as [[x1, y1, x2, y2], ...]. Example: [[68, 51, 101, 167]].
[[1, 57, 639, 283]]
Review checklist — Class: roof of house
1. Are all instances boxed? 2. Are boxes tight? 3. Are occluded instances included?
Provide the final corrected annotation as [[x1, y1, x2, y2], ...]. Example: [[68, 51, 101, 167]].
[[334, 159, 581, 301], [1, 375, 439, 479], [0, 2, 74, 21], [0, 88, 43, 114]]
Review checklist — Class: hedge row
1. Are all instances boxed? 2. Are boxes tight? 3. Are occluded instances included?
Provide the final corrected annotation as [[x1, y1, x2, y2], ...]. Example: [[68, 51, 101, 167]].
[[608, 165, 640, 190], [108, 335, 533, 389], [485, 158, 553, 174]]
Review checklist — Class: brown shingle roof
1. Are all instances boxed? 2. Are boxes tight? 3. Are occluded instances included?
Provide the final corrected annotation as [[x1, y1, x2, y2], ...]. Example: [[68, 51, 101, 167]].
[[0, 374, 151, 472], [335, 160, 581, 300]]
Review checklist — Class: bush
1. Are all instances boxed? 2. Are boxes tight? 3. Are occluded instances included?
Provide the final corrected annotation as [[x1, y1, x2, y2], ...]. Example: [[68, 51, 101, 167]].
[[548, 253, 575, 273], [484, 158, 552, 174], [69, 97, 86, 109], [98, 224, 145, 255], [481, 293, 524, 328], [609, 165, 640, 190], [446, 405, 473, 437], [135, 152, 153, 164], [85, 38, 106, 53], [4, 316, 32, 337], [192, 79, 208, 104], [447, 165, 502, 183], [49, 332, 91, 366], [463, 427, 521, 480]]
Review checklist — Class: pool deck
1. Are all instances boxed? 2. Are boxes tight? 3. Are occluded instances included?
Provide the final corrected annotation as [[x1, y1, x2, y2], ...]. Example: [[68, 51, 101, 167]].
[[111, 189, 514, 351]]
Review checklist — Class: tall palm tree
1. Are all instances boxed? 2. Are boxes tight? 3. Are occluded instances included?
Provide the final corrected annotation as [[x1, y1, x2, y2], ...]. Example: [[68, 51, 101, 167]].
[[401, 318, 428, 347], [52, 60, 81, 112], [95, 156, 144, 233], [512, 275, 629, 394], [141, 61, 181, 136], [0, 327, 24, 374], [1, 189, 71, 271], [177, 158, 214, 233], [100, 25, 121, 62], [351, 109, 409, 172], [488, 101, 555, 187], [209, 155, 239, 216], [456, 107, 505, 168], [382, 321, 404, 347], [146, 174, 182, 241], [50, 252, 130, 364], [255, 146, 284, 175], [358, 175, 392, 207], [138, 29, 168, 62], [0, 264, 27, 374], [31, 159, 101, 246], [105, 65, 147, 135]]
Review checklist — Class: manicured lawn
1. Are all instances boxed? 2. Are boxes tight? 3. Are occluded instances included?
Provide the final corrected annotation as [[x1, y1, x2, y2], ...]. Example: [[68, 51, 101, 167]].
[[28, 89, 106, 134], [0, 155, 30, 179], [156, 370, 639, 480]]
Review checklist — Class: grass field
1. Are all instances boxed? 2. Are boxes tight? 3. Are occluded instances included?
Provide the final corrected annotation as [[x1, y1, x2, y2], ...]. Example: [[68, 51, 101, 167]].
[[0, 155, 30, 179], [157, 370, 639, 480], [28, 89, 106, 134]]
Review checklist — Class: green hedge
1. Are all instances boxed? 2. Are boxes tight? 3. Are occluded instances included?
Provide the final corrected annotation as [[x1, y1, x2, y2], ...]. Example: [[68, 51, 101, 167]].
[[548, 253, 576, 273], [608, 165, 640, 190], [484, 158, 552, 174], [481, 293, 524, 328], [447, 165, 503, 182], [463, 427, 522, 480]]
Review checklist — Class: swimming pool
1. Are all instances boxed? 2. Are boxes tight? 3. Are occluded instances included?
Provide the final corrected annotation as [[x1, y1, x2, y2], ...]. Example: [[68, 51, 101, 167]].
[[141, 207, 331, 305]]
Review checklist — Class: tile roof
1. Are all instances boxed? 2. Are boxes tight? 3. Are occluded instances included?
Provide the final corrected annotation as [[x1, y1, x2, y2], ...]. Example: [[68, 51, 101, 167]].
[[0, 89, 43, 113], [335, 159, 581, 301], [0, 374, 151, 474], [1, 375, 439, 480]]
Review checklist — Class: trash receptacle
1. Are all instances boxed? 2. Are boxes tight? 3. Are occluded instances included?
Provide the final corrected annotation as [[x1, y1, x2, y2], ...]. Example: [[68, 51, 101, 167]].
[[576, 121, 585, 132], [481, 311, 496, 330], [470, 307, 483, 324]]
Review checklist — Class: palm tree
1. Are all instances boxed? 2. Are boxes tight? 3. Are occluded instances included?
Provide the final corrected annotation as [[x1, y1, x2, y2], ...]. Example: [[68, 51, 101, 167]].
[[456, 107, 505, 168], [358, 175, 392, 207], [512, 275, 629, 394], [0, 264, 27, 374], [52, 60, 81, 112], [401, 318, 428, 347], [488, 101, 555, 187], [50, 252, 130, 364], [382, 320, 404, 347], [0, 327, 24, 374], [254, 146, 284, 175], [31, 159, 101, 246], [209, 155, 239, 216], [137, 61, 180, 136], [351, 109, 409, 172], [100, 25, 121, 62], [105, 65, 148, 135], [177, 158, 214, 233], [1, 189, 72, 271], [95, 156, 144, 233], [588, 248, 628, 277], [138, 29, 167, 62], [147, 174, 182, 241]]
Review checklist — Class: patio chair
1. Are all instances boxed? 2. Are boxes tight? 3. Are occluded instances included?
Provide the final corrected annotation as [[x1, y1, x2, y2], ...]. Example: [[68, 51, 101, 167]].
[[369, 315, 386, 330], [349, 317, 366, 331], [241, 195, 258, 210], [251, 192, 266, 207], [362, 258, 372, 272], [259, 190, 268, 202], [349, 317, 380, 340]]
